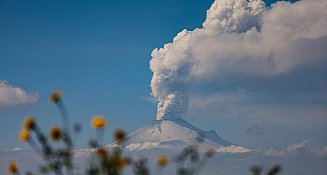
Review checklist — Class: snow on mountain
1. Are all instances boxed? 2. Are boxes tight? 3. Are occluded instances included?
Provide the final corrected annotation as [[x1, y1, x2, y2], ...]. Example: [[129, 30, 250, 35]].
[[107, 118, 250, 153]]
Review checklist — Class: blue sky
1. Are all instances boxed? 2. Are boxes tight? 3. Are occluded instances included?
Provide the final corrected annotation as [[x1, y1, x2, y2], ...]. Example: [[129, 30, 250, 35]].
[[1, 0, 326, 150]]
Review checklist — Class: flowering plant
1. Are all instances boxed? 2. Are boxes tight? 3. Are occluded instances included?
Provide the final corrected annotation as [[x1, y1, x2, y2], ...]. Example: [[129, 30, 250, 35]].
[[9, 91, 281, 175]]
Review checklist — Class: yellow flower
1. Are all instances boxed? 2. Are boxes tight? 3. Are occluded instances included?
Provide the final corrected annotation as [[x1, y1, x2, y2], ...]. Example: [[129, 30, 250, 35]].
[[91, 116, 106, 129], [114, 129, 127, 142], [23, 116, 35, 130], [156, 155, 170, 166], [18, 128, 30, 142], [115, 157, 128, 169], [49, 127, 62, 141], [49, 90, 62, 103], [205, 148, 215, 158], [96, 147, 108, 158], [8, 161, 18, 174]]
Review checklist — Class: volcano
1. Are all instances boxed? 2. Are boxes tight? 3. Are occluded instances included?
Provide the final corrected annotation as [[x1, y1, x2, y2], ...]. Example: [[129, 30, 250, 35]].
[[107, 118, 249, 153]]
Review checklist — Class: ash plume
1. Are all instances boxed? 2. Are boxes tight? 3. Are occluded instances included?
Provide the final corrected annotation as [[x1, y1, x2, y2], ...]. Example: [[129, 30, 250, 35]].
[[150, 0, 327, 120]]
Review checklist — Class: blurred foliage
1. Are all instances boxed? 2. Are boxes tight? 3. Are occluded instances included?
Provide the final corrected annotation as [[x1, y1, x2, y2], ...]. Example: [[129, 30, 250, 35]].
[[9, 91, 282, 175], [250, 165, 282, 175]]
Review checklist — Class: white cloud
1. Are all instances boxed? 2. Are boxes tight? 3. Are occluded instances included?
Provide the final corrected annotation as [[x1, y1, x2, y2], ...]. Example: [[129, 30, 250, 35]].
[[262, 139, 309, 156], [262, 148, 286, 156], [312, 146, 327, 157], [12, 147, 22, 151], [262, 139, 327, 158], [0, 80, 38, 107], [216, 145, 251, 153], [149, 0, 327, 120], [287, 139, 309, 152]]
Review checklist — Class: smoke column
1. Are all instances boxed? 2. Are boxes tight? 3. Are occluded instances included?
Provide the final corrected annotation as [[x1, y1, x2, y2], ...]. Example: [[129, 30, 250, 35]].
[[150, 0, 327, 120]]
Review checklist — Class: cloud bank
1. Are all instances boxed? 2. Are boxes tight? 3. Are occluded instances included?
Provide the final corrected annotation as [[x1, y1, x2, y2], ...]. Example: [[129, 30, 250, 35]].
[[263, 139, 309, 156], [149, 0, 327, 120], [1, 140, 326, 175], [0, 80, 38, 107], [216, 145, 251, 153]]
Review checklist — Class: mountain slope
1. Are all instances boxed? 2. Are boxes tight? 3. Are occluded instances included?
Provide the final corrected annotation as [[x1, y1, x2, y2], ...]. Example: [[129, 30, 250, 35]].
[[108, 118, 240, 152]]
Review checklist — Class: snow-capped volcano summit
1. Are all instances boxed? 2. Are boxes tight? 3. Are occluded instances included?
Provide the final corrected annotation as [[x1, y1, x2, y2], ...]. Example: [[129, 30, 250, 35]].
[[128, 118, 233, 146], [107, 118, 248, 152]]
